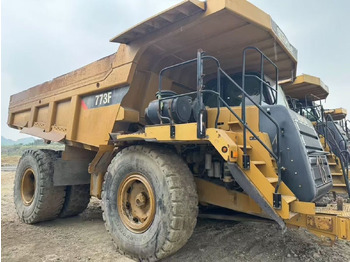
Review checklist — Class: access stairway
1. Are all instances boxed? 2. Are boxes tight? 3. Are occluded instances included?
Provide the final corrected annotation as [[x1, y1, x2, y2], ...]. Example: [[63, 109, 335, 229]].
[[317, 114, 350, 197], [116, 49, 350, 240], [214, 110, 308, 222], [281, 75, 350, 197], [322, 138, 349, 195]]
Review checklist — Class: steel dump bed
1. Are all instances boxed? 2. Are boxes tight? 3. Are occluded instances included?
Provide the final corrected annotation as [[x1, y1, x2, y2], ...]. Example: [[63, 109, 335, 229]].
[[281, 74, 329, 101], [8, 0, 298, 148], [324, 108, 347, 121]]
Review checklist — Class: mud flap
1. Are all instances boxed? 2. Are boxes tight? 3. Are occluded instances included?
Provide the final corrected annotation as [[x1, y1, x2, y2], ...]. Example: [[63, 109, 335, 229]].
[[227, 163, 286, 232]]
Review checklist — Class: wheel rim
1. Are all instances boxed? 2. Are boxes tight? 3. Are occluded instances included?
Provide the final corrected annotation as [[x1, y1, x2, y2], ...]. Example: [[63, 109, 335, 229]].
[[117, 173, 156, 233], [21, 168, 36, 206]]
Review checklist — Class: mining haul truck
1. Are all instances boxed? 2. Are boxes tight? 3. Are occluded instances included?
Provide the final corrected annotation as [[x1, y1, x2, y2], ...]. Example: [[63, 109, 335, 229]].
[[7, 0, 350, 261], [281, 74, 350, 197]]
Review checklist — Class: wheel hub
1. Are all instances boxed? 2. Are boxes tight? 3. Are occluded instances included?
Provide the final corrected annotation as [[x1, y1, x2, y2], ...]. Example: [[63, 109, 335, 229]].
[[135, 192, 147, 207], [117, 173, 156, 233], [21, 168, 36, 206]]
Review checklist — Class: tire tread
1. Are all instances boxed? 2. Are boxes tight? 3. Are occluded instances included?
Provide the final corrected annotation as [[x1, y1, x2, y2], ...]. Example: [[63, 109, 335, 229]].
[[101, 145, 198, 261], [14, 149, 66, 224]]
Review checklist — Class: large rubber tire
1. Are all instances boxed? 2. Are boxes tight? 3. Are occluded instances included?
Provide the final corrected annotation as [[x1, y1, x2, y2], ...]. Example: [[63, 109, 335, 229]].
[[40, 149, 91, 218], [14, 149, 66, 224], [59, 184, 90, 218], [102, 145, 198, 261]]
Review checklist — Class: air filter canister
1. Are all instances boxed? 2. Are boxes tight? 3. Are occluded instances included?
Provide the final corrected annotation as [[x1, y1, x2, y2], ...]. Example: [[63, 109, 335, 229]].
[[145, 95, 192, 124]]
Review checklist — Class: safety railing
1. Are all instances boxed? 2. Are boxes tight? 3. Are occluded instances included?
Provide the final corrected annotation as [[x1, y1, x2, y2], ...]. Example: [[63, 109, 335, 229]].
[[293, 100, 350, 196], [157, 48, 283, 199], [339, 119, 350, 140], [311, 111, 350, 197], [323, 114, 350, 197]]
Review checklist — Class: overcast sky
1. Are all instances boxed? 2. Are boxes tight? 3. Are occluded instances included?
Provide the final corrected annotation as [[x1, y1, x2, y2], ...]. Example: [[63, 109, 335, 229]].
[[2, 0, 350, 140]]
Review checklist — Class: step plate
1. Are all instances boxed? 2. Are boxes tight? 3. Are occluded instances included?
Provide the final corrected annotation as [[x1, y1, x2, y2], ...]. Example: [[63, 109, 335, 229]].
[[316, 203, 350, 217]]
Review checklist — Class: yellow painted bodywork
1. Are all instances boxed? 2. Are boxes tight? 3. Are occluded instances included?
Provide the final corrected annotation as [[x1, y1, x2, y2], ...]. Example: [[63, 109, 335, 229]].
[[281, 74, 329, 101], [8, 0, 297, 149], [109, 104, 348, 240], [117, 123, 237, 162], [324, 108, 347, 121], [118, 107, 315, 220], [7, 0, 349, 243], [196, 178, 262, 215], [286, 213, 350, 241]]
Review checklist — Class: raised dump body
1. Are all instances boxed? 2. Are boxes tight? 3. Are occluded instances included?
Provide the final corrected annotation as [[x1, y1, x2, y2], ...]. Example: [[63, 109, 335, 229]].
[[281, 74, 329, 101], [324, 108, 348, 121], [8, 0, 297, 149], [281, 74, 350, 196], [7, 1, 350, 261]]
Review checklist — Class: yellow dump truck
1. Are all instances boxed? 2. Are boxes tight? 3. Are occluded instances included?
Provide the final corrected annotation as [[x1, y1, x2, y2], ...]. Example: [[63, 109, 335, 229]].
[[7, 0, 350, 260], [281, 74, 350, 197]]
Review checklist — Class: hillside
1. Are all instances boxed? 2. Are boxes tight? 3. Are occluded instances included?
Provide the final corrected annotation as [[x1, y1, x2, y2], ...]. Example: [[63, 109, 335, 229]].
[[1, 136, 36, 146]]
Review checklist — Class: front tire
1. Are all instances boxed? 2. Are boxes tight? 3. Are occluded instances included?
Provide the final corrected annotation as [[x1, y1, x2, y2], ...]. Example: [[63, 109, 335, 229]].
[[102, 145, 198, 261], [14, 150, 66, 224]]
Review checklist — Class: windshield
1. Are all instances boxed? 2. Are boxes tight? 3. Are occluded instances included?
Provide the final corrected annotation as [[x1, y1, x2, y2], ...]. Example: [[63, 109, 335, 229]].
[[203, 72, 275, 107], [276, 85, 289, 108]]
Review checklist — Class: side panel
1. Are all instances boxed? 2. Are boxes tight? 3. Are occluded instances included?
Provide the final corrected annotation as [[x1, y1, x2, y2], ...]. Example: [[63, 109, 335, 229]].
[[55, 100, 71, 127], [74, 86, 130, 146], [10, 109, 31, 128], [260, 105, 332, 202], [9, 86, 131, 148]]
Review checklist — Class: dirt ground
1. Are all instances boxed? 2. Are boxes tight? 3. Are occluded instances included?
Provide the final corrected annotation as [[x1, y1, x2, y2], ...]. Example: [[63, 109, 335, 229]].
[[2, 169, 350, 262]]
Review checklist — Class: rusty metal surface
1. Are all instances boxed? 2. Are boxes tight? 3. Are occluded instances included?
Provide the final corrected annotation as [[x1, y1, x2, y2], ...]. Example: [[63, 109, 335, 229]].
[[20, 127, 65, 142], [307, 215, 333, 232], [316, 203, 350, 217]]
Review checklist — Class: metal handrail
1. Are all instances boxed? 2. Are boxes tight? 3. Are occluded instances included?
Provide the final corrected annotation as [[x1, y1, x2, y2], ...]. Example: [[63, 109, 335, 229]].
[[322, 116, 350, 197], [242, 47, 281, 193], [343, 120, 350, 139], [325, 114, 348, 152], [219, 69, 281, 160], [157, 48, 283, 194], [158, 54, 221, 126], [204, 89, 279, 161], [156, 89, 279, 162], [244, 74, 278, 104]]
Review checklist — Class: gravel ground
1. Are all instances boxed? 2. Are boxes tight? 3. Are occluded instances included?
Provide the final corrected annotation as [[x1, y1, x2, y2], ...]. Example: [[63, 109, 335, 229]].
[[2, 169, 350, 262]]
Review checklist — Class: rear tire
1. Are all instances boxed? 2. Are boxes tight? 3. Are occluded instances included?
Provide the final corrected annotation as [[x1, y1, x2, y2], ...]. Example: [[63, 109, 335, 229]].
[[42, 150, 91, 218], [102, 145, 198, 261], [14, 149, 66, 224], [60, 184, 90, 218]]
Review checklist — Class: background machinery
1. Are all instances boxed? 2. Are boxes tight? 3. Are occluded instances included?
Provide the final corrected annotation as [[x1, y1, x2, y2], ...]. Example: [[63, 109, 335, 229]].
[[281, 74, 350, 198]]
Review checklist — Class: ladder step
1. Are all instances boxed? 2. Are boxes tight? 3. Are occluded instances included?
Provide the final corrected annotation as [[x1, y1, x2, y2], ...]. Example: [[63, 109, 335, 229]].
[[267, 177, 278, 183], [282, 195, 297, 204], [333, 184, 346, 187], [238, 145, 252, 149], [251, 160, 266, 166], [228, 121, 240, 125], [332, 172, 343, 176], [328, 162, 337, 166]]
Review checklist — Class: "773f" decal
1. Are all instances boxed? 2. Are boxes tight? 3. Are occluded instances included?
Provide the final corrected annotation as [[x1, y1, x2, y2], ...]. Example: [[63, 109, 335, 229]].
[[81, 86, 130, 110]]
